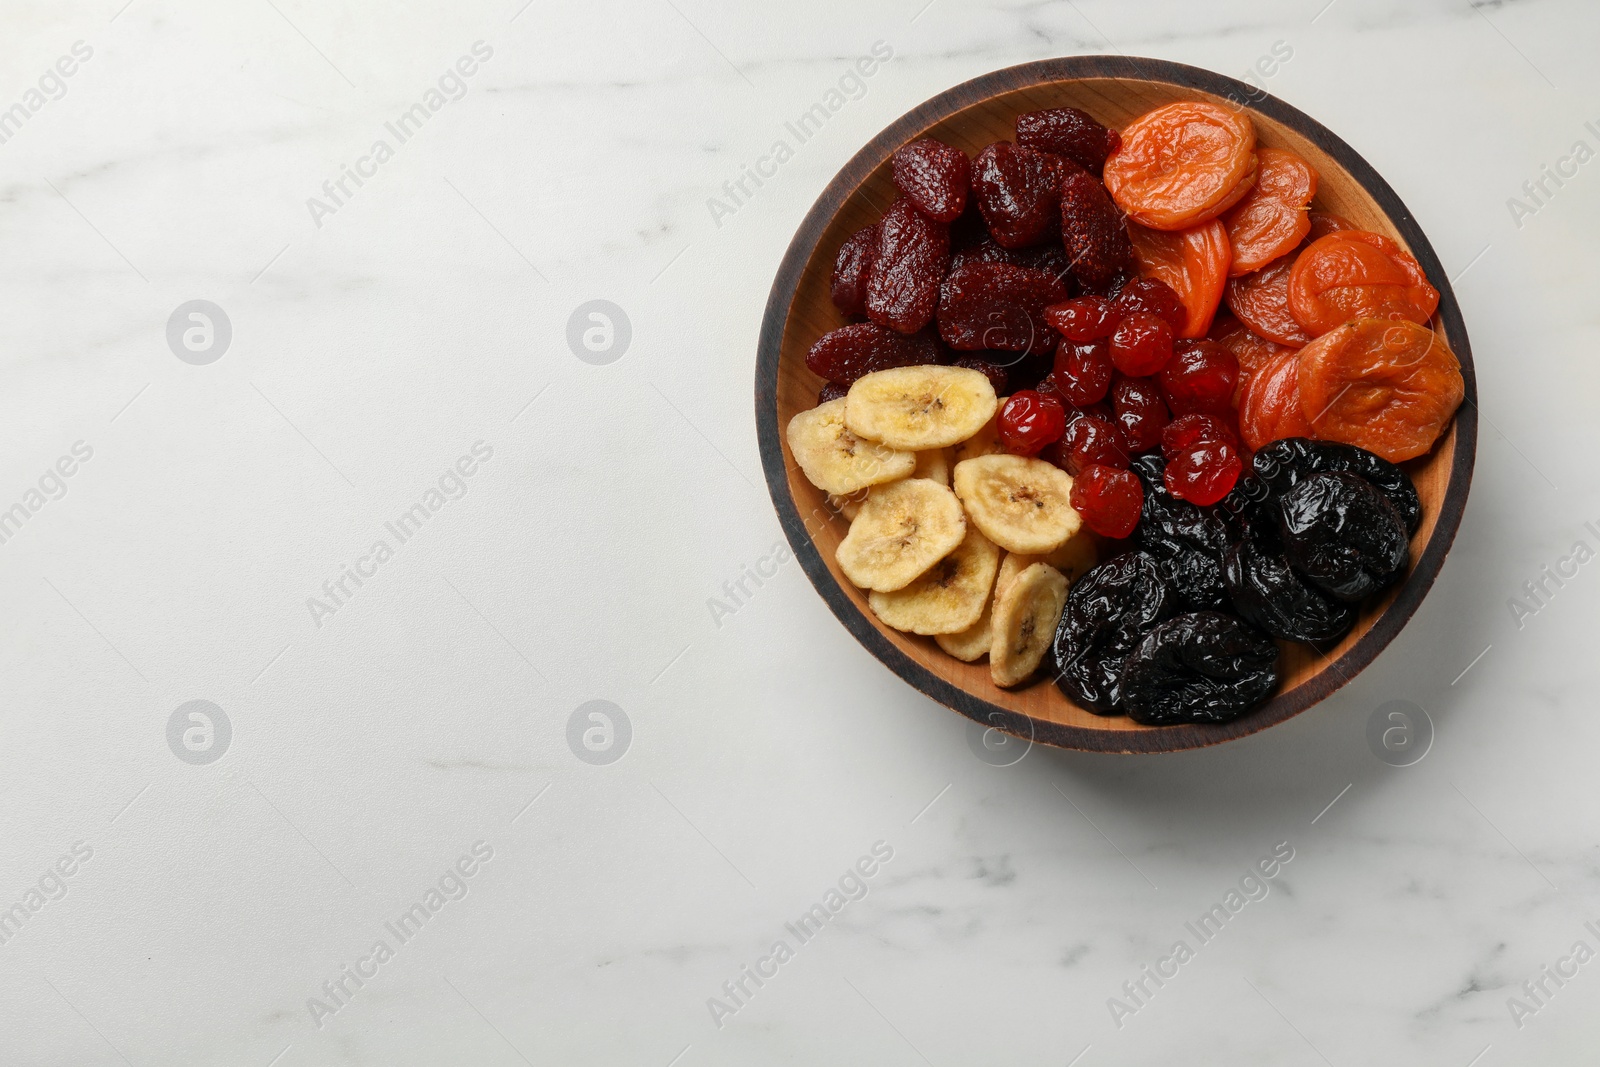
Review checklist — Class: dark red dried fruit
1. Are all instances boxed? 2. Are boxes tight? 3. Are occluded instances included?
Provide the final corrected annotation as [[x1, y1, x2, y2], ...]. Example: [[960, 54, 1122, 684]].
[[1113, 277, 1187, 334], [1161, 414, 1242, 505], [936, 259, 1068, 354], [1016, 107, 1122, 174], [1109, 311, 1175, 377], [892, 138, 971, 223], [1071, 464, 1144, 539], [1111, 374, 1169, 453], [831, 224, 878, 318], [1044, 295, 1119, 342], [998, 390, 1067, 456], [1159, 340, 1239, 416], [953, 355, 1009, 394], [1051, 339, 1113, 406], [1054, 412, 1129, 474], [818, 381, 848, 404], [1059, 166, 1134, 287], [804, 322, 940, 385], [971, 141, 1068, 249], [866, 199, 951, 334]]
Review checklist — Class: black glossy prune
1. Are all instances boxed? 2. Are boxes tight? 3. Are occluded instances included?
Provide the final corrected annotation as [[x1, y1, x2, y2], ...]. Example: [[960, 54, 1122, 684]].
[[1253, 438, 1421, 534], [1051, 552, 1177, 714], [1277, 472, 1409, 603], [1224, 530, 1356, 644], [1121, 611, 1280, 725], [1128, 453, 1232, 611]]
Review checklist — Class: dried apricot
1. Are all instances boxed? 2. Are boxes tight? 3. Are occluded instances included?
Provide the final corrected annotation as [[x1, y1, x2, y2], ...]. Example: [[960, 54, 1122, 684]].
[[1225, 253, 1312, 347], [1237, 348, 1312, 450], [1103, 102, 1258, 231], [1296, 318, 1465, 462], [1223, 148, 1317, 276], [1210, 313, 1297, 403], [1287, 230, 1439, 337], [1306, 211, 1354, 242], [1128, 219, 1231, 339]]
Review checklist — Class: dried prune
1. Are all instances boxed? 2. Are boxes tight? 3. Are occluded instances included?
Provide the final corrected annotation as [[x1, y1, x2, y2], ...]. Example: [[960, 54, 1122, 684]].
[[1016, 106, 1121, 173], [866, 198, 951, 334], [1120, 611, 1280, 725], [972, 141, 1067, 249], [805, 322, 940, 385], [831, 224, 879, 318], [1050, 552, 1177, 714], [1277, 472, 1409, 603], [1129, 452, 1232, 611], [936, 260, 1067, 353], [1252, 437, 1421, 534], [892, 138, 971, 223], [1103, 102, 1258, 230], [1224, 531, 1356, 644], [1059, 166, 1134, 287]]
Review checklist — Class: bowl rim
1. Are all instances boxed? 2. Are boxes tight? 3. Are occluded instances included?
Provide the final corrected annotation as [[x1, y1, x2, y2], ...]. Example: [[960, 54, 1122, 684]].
[[753, 55, 1478, 754]]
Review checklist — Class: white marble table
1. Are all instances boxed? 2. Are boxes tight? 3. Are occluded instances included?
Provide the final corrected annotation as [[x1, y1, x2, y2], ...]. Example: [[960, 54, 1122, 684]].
[[1, 0, 1597, 1063]]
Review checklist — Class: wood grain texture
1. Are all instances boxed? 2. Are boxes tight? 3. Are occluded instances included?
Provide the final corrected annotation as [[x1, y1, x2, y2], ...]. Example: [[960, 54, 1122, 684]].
[[754, 56, 1477, 754]]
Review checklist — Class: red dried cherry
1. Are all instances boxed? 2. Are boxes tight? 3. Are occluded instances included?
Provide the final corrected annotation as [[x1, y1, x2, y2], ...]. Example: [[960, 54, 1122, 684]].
[[1051, 339, 1113, 406], [1109, 311, 1175, 376], [1159, 340, 1238, 416], [1053, 412, 1129, 474], [1043, 295, 1119, 342], [998, 390, 1067, 456], [1071, 464, 1144, 539], [1160, 414, 1241, 505], [1110, 374, 1170, 453], [1113, 276, 1187, 334]]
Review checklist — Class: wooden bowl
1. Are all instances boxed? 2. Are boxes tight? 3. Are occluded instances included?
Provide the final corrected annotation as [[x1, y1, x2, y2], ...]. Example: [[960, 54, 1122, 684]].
[[754, 56, 1477, 754]]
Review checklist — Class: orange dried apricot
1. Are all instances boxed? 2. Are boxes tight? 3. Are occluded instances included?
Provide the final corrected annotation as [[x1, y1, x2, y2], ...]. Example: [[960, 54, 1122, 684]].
[[1223, 148, 1317, 276], [1210, 313, 1297, 404], [1296, 318, 1465, 462], [1238, 348, 1312, 450], [1225, 252, 1312, 347], [1305, 211, 1354, 242], [1287, 230, 1439, 337], [1103, 102, 1258, 231], [1128, 219, 1231, 339]]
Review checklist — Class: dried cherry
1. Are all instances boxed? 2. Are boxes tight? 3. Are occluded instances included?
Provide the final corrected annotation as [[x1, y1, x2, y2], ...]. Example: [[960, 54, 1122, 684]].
[[972, 141, 1068, 249], [1111, 373, 1169, 453], [998, 390, 1067, 456], [1051, 411, 1129, 474], [1161, 413, 1242, 506], [831, 224, 879, 319], [892, 138, 971, 223], [1159, 340, 1238, 416], [866, 199, 951, 334], [1016, 106, 1121, 173], [1277, 472, 1409, 602], [1059, 166, 1135, 287], [1120, 611, 1280, 725], [1113, 276, 1188, 334], [1051, 339, 1113, 406], [1128, 219, 1231, 338], [1287, 230, 1440, 336], [1071, 464, 1144, 539], [1110, 311, 1175, 376], [936, 260, 1068, 354], [1050, 552, 1178, 714], [1296, 319, 1465, 462], [1223, 148, 1318, 275], [1044, 295, 1120, 342], [1103, 101, 1259, 230], [805, 322, 940, 384]]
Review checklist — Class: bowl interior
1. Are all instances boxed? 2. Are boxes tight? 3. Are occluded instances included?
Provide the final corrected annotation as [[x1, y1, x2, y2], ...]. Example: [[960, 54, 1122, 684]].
[[763, 62, 1473, 753]]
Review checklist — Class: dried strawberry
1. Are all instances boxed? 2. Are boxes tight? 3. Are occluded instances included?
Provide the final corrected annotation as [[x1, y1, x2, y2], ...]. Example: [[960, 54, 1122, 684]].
[[936, 260, 1067, 354], [953, 355, 1009, 394], [866, 199, 951, 334], [804, 322, 940, 385], [1016, 107, 1122, 174], [892, 138, 971, 224], [1059, 166, 1134, 287], [818, 381, 848, 403], [831, 224, 878, 319], [971, 141, 1068, 249]]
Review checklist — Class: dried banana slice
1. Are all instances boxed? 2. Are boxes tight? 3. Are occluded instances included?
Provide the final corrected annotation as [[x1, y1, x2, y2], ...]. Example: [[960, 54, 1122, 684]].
[[828, 489, 870, 521], [936, 596, 995, 661], [788, 398, 915, 495], [845, 366, 998, 450], [869, 526, 999, 635], [836, 478, 966, 592], [953, 454, 1082, 554], [990, 562, 1069, 687], [950, 396, 1006, 466], [996, 531, 1099, 598], [913, 447, 951, 486]]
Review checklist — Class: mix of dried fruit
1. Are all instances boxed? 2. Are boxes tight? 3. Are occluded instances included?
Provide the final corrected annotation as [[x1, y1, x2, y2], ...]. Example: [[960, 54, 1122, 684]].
[[790, 99, 1464, 725]]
